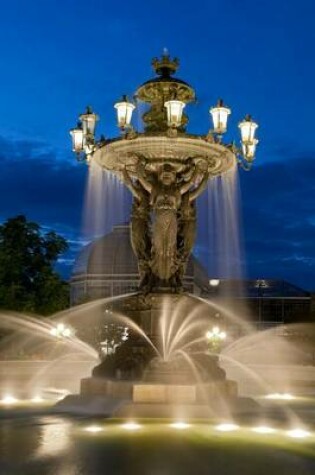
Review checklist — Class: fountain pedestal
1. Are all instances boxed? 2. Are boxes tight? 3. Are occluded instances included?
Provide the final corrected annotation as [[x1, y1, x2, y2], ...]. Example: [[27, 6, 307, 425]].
[[79, 376, 238, 418], [77, 292, 240, 417]]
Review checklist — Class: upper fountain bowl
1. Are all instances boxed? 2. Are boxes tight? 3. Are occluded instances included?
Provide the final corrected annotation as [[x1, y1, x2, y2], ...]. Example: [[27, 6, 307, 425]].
[[93, 135, 236, 177]]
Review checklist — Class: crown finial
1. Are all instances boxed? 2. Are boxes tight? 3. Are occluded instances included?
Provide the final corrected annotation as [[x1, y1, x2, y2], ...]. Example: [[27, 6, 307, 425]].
[[152, 51, 179, 77]]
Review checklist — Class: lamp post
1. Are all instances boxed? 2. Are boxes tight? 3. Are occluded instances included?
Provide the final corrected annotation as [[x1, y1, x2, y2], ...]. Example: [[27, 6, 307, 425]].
[[70, 52, 260, 294], [50, 323, 74, 339], [210, 99, 231, 135], [114, 95, 135, 130], [206, 326, 227, 353]]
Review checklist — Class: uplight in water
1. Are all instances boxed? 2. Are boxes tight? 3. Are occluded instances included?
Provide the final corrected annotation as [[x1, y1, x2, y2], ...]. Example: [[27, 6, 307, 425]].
[[84, 425, 103, 433], [121, 421, 141, 431], [215, 423, 239, 432], [252, 426, 276, 434], [265, 393, 295, 401], [170, 422, 190, 430], [287, 428, 311, 439], [31, 396, 43, 403], [1, 395, 18, 405]]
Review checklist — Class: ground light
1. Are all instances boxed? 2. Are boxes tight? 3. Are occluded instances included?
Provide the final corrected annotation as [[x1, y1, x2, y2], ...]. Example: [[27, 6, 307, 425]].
[[121, 422, 141, 431], [84, 425, 103, 433], [170, 422, 191, 430], [252, 426, 276, 434], [265, 393, 295, 401], [286, 429, 311, 439], [215, 423, 240, 432], [31, 396, 44, 403], [1, 394, 18, 405], [75, 421, 315, 442]]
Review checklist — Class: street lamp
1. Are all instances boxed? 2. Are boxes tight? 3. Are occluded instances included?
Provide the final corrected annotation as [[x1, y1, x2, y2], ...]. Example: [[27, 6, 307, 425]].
[[238, 114, 259, 165], [210, 99, 231, 135], [238, 115, 258, 143], [206, 326, 227, 352], [80, 106, 99, 136], [164, 99, 186, 127], [209, 279, 220, 287], [114, 95, 135, 129], [70, 106, 99, 160], [50, 323, 74, 339], [70, 122, 84, 155]]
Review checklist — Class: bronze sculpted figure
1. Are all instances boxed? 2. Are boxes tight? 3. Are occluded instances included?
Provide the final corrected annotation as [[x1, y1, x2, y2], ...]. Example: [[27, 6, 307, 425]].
[[122, 168, 152, 289], [176, 166, 209, 288], [124, 158, 209, 293]]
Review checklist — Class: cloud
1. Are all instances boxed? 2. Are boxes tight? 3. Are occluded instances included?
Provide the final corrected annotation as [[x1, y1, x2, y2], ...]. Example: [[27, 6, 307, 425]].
[[239, 153, 315, 289], [0, 135, 88, 278], [0, 135, 86, 226]]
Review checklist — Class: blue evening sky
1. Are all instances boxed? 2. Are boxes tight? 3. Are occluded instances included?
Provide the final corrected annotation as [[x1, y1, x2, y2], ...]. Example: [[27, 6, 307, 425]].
[[0, 0, 314, 290]]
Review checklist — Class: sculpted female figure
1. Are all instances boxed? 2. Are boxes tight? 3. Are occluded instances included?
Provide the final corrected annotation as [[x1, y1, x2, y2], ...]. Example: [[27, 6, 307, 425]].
[[122, 167, 152, 289], [137, 160, 209, 289], [176, 164, 209, 286]]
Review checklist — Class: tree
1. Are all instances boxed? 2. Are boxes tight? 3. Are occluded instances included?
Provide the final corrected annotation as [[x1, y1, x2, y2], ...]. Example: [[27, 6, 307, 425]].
[[0, 215, 69, 315]]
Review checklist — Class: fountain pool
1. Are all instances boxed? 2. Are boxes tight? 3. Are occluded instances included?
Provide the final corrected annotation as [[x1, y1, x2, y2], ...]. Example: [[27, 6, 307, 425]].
[[0, 411, 315, 475]]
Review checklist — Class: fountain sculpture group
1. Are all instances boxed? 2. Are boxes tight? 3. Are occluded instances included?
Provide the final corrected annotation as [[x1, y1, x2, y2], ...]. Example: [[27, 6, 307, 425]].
[[69, 53, 259, 417]]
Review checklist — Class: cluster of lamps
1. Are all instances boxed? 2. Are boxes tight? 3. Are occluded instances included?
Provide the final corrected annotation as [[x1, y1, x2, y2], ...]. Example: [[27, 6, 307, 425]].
[[70, 97, 258, 166], [50, 323, 73, 339], [206, 326, 227, 343]]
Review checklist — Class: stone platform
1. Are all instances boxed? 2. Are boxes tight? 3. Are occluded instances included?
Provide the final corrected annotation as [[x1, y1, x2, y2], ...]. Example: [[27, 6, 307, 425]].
[[52, 376, 243, 418], [81, 377, 237, 405]]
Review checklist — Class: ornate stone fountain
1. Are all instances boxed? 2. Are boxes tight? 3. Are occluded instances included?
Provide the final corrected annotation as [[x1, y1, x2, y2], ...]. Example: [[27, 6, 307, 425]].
[[69, 52, 259, 417]]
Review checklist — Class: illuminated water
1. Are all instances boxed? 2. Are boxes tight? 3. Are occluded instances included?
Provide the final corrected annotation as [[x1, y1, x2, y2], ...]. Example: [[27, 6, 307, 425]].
[[0, 413, 314, 475], [204, 165, 245, 279], [83, 161, 129, 239]]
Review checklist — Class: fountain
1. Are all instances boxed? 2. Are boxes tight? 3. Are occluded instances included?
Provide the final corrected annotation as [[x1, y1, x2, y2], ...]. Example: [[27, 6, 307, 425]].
[[1, 54, 315, 475], [66, 52, 260, 418]]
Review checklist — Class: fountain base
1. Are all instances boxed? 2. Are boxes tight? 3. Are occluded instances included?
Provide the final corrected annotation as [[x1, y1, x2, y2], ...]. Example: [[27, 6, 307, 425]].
[[71, 291, 245, 418], [81, 377, 237, 402], [53, 376, 246, 418]]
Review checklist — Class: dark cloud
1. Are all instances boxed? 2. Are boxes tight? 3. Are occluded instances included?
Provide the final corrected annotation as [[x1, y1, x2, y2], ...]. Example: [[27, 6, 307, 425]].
[[0, 136, 87, 279], [239, 155, 315, 290], [0, 136, 86, 227]]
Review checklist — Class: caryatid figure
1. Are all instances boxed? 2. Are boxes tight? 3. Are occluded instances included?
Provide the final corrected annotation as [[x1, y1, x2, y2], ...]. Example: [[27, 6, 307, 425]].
[[122, 167, 152, 289], [176, 163, 209, 287], [136, 160, 209, 290]]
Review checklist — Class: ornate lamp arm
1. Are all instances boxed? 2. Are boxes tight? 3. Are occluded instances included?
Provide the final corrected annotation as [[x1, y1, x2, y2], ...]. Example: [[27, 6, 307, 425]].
[[229, 142, 255, 171]]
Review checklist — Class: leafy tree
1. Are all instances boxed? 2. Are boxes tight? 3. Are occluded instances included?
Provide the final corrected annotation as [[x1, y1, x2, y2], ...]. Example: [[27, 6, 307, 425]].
[[0, 215, 69, 315]]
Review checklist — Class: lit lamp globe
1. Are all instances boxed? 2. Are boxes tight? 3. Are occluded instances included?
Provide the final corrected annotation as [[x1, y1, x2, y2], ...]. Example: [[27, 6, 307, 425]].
[[238, 115, 258, 144], [206, 326, 227, 341], [79, 106, 99, 136], [242, 138, 259, 161], [210, 99, 231, 134], [209, 279, 220, 287], [114, 95, 135, 129], [69, 123, 84, 154], [164, 99, 185, 127]]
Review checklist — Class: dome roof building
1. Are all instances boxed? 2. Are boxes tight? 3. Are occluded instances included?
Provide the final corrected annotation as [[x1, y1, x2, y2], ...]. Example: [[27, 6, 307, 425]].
[[70, 224, 209, 305]]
